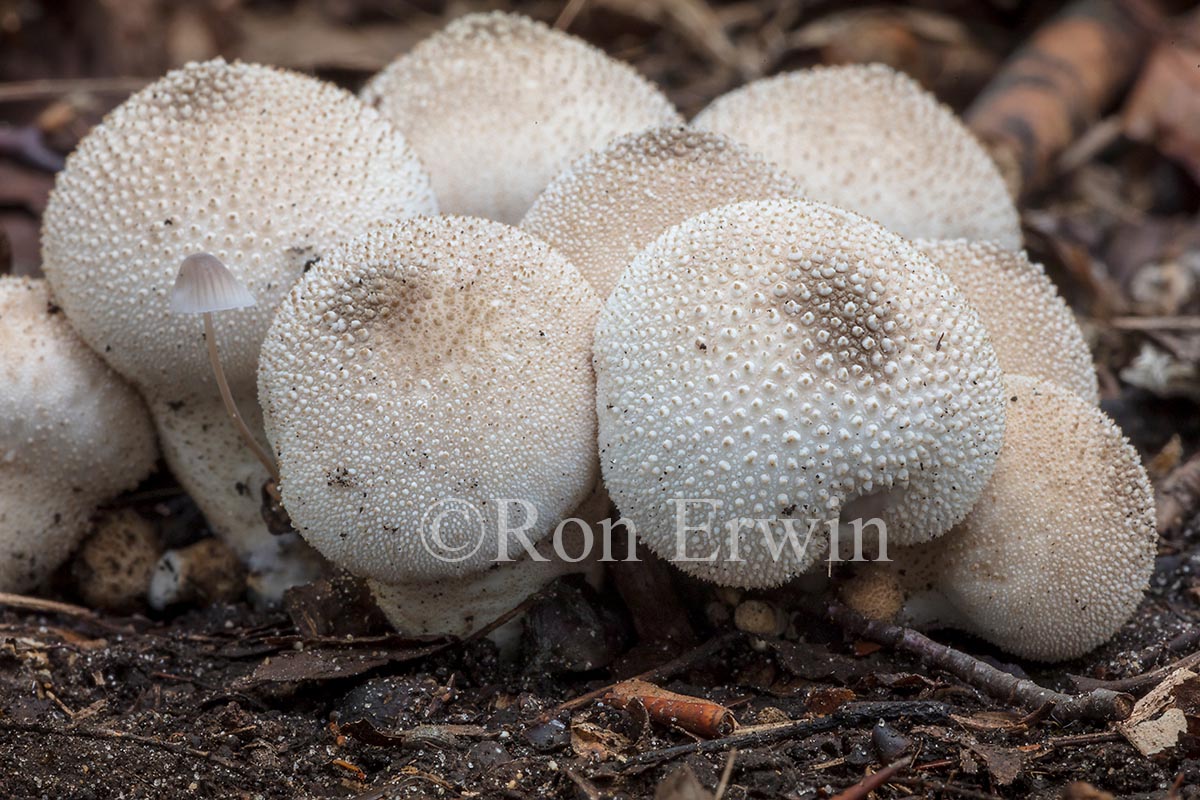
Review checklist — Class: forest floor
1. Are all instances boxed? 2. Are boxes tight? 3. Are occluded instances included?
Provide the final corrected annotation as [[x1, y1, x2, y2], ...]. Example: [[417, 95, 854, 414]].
[[3, 1, 1200, 798]]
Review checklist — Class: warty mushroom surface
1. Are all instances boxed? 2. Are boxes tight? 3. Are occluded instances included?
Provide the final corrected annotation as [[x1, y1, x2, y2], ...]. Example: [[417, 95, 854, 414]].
[[362, 11, 682, 224], [521, 126, 799, 298], [0, 276, 158, 592], [692, 64, 1021, 248], [40, 58, 437, 594], [851, 375, 1156, 662], [259, 216, 601, 636], [593, 198, 1007, 588]]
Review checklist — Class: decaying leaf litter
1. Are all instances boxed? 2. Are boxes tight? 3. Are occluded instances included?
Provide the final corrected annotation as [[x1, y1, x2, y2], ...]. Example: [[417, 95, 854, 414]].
[[3, 0, 1200, 797]]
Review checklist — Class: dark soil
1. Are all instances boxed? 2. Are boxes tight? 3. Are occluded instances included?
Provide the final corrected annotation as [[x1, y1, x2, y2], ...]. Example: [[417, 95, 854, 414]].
[[4, 1, 1200, 798]]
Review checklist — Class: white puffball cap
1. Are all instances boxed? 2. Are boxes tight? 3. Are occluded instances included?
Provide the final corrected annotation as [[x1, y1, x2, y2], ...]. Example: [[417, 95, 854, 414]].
[[170, 253, 257, 314], [362, 11, 682, 224], [692, 64, 1021, 248], [917, 239, 1098, 404], [522, 126, 799, 298], [259, 216, 602, 585], [894, 375, 1156, 661], [42, 58, 437, 396], [0, 277, 158, 591], [594, 198, 1007, 588]]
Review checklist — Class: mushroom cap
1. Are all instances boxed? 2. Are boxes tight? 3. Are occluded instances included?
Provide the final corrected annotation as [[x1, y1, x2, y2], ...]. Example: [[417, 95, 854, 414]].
[[42, 58, 436, 397], [691, 64, 1021, 249], [259, 216, 601, 584], [0, 277, 157, 591], [72, 508, 161, 612], [594, 199, 1006, 588], [361, 12, 682, 224], [521, 126, 799, 297], [918, 239, 1098, 404], [895, 375, 1156, 662], [170, 252, 257, 314]]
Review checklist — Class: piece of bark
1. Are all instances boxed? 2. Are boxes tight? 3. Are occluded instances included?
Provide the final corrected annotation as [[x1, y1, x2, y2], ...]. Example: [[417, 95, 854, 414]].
[[966, 0, 1161, 197]]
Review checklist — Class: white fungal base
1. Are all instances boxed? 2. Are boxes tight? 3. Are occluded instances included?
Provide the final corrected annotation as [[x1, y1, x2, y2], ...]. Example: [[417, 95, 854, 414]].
[[150, 391, 323, 603], [368, 531, 602, 643]]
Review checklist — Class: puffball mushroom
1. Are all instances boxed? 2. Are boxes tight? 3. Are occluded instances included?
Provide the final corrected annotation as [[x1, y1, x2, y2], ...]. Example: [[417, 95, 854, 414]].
[[41, 59, 437, 590], [865, 375, 1156, 662], [594, 199, 1007, 588], [259, 216, 601, 637], [521, 126, 799, 298], [918, 239, 1099, 404], [691, 64, 1021, 249], [72, 509, 161, 612], [361, 11, 682, 224], [0, 276, 157, 592]]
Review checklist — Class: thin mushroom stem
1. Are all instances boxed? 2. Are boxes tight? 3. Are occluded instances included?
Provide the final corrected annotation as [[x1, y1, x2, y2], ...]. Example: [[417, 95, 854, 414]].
[[202, 311, 281, 495]]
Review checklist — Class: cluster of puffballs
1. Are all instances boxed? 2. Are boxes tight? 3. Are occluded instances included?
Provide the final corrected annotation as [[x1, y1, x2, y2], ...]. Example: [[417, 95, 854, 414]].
[[1, 11, 1156, 662]]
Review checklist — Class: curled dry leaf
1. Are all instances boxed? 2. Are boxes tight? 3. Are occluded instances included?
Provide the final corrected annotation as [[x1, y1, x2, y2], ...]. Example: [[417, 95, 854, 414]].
[[603, 679, 737, 739]]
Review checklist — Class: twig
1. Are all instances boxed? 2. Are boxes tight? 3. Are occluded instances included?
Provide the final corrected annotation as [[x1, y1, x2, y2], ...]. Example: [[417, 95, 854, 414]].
[[965, 0, 1161, 197], [554, 0, 588, 31], [564, 767, 602, 800], [0, 591, 96, 618], [0, 77, 148, 103], [1069, 648, 1200, 694], [829, 757, 912, 800], [827, 601, 1134, 723], [1109, 315, 1200, 331], [621, 701, 950, 768], [1043, 730, 1123, 749], [602, 679, 736, 738], [714, 749, 737, 800]]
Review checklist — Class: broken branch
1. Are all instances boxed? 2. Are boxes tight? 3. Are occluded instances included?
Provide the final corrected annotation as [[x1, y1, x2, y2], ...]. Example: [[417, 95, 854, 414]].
[[828, 601, 1134, 722]]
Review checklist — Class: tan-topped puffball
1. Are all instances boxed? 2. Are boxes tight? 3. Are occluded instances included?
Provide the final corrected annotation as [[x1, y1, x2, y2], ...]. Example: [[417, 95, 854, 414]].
[[522, 127, 799, 298], [886, 376, 1156, 662], [361, 12, 682, 224], [594, 199, 1006, 588], [692, 64, 1021, 249], [0, 277, 157, 592], [918, 240, 1098, 404], [72, 509, 161, 612], [259, 217, 601, 636], [41, 58, 436, 593]]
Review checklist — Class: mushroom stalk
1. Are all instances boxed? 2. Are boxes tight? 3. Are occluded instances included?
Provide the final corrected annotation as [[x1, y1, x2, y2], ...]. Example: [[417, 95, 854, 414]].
[[203, 312, 280, 492]]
